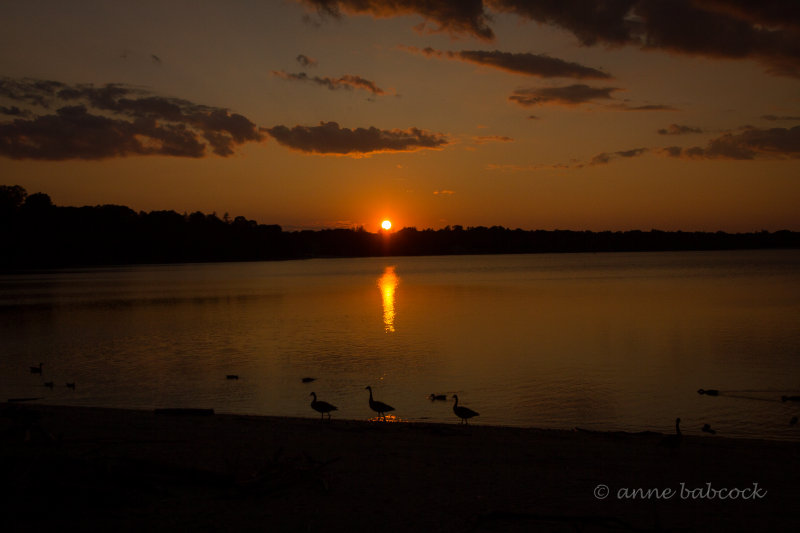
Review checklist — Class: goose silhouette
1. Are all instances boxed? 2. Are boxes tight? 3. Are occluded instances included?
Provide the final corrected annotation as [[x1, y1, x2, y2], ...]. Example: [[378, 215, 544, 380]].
[[66, 382, 76, 390], [365, 386, 394, 420], [428, 393, 446, 401], [30, 363, 43, 375], [43, 382, 54, 389], [697, 389, 719, 396], [309, 392, 337, 420], [452, 395, 479, 425], [659, 418, 682, 448]]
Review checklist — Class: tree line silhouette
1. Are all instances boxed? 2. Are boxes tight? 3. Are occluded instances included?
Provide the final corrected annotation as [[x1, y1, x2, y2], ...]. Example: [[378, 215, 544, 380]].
[[2, 184, 798, 269]]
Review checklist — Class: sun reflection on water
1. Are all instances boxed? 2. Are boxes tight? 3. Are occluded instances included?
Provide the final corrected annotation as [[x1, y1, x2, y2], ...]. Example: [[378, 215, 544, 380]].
[[367, 414, 403, 423], [378, 266, 398, 333]]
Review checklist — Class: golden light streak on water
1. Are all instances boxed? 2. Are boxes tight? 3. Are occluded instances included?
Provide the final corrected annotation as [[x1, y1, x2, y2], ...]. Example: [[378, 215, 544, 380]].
[[378, 266, 398, 333]]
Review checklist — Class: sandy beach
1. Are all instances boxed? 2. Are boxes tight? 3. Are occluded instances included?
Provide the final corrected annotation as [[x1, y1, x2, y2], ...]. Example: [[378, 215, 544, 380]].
[[2, 403, 798, 532]]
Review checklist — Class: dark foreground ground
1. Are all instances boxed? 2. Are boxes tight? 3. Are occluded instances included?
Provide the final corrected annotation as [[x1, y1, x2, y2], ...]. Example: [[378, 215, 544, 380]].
[[2, 403, 798, 532]]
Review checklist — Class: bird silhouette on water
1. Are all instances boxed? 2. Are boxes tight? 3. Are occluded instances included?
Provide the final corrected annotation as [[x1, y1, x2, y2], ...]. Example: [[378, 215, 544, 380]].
[[309, 392, 337, 420], [790, 416, 798, 426], [452, 395, 479, 425], [428, 393, 446, 401], [659, 418, 682, 449], [43, 382, 54, 389], [30, 363, 43, 375], [782, 395, 800, 402], [365, 386, 394, 420], [66, 382, 76, 390], [697, 389, 719, 396], [302, 377, 316, 383], [702, 423, 717, 435]]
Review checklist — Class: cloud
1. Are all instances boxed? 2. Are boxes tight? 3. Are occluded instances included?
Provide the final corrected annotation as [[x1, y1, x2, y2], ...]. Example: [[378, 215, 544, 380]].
[[264, 121, 448, 156], [296, 54, 318, 67], [614, 104, 677, 111], [298, 2, 800, 77], [473, 135, 514, 144], [658, 124, 704, 135], [272, 70, 388, 95], [0, 77, 264, 160], [660, 125, 800, 159], [299, 0, 495, 40], [400, 46, 610, 79], [590, 147, 648, 165], [489, 0, 800, 77], [762, 114, 800, 122], [433, 189, 455, 195], [508, 84, 619, 107]]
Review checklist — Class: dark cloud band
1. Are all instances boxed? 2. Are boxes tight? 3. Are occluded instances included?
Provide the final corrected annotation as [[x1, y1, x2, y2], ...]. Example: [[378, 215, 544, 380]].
[[272, 70, 387, 95], [0, 78, 263, 160], [265, 121, 448, 155], [402, 46, 610, 79], [662, 125, 800, 159]]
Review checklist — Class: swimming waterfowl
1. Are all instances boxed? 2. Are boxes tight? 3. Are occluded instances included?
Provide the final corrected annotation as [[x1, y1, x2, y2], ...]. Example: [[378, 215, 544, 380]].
[[30, 363, 43, 375], [43, 382, 54, 389], [452, 395, 479, 425], [66, 382, 76, 390], [365, 386, 394, 420], [309, 392, 337, 420], [697, 389, 719, 396], [428, 393, 446, 401], [226, 375, 239, 380], [302, 377, 316, 383], [702, 423, 716, 435], [781, 395, 800, 402]]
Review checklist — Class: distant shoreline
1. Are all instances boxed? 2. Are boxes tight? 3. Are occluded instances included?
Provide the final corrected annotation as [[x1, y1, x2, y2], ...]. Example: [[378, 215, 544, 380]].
[[3, 185, 799, 270]]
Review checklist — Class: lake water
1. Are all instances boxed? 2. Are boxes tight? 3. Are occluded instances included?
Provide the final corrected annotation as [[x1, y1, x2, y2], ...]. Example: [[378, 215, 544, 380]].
[[2, 250, 799, 440]]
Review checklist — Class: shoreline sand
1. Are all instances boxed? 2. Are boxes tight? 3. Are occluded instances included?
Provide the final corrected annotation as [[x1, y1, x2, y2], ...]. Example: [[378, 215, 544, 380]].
[[3, 403, 798, 531]]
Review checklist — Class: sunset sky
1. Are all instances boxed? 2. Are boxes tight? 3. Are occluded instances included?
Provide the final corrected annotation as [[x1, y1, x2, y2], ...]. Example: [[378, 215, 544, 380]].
[[1, 0, 799, 232]]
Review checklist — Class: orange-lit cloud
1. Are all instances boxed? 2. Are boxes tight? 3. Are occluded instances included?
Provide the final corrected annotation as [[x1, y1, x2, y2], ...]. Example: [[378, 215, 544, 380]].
[[658, 124, 704, 135], [0, 78, 263, 160], [661, 125, 800, 159], [272, 70, 389, 95], [400, 46, 611, 79], [300, 0, 495, 40], [433, 189, 455, 195], [296, 54, 318, 67], [264, 121, 448, 156]]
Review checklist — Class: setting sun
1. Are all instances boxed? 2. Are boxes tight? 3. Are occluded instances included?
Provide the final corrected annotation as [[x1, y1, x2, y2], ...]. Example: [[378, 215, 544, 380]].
[[381, 220, 392, 231]]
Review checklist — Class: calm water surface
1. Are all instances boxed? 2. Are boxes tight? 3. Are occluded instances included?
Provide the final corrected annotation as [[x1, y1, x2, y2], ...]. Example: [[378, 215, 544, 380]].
[[2, 250, 799, 440]]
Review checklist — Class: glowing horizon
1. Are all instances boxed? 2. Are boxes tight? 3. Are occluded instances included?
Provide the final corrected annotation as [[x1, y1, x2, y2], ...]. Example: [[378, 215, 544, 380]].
[[1, 2, 798, 232]]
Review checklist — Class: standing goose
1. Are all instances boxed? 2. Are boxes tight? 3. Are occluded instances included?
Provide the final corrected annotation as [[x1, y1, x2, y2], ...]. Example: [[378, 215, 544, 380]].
[[365, 386, 394, 420], [659, 418, 682, 448], [309, 392, 337, 420], [452, 395, 479, 425]]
